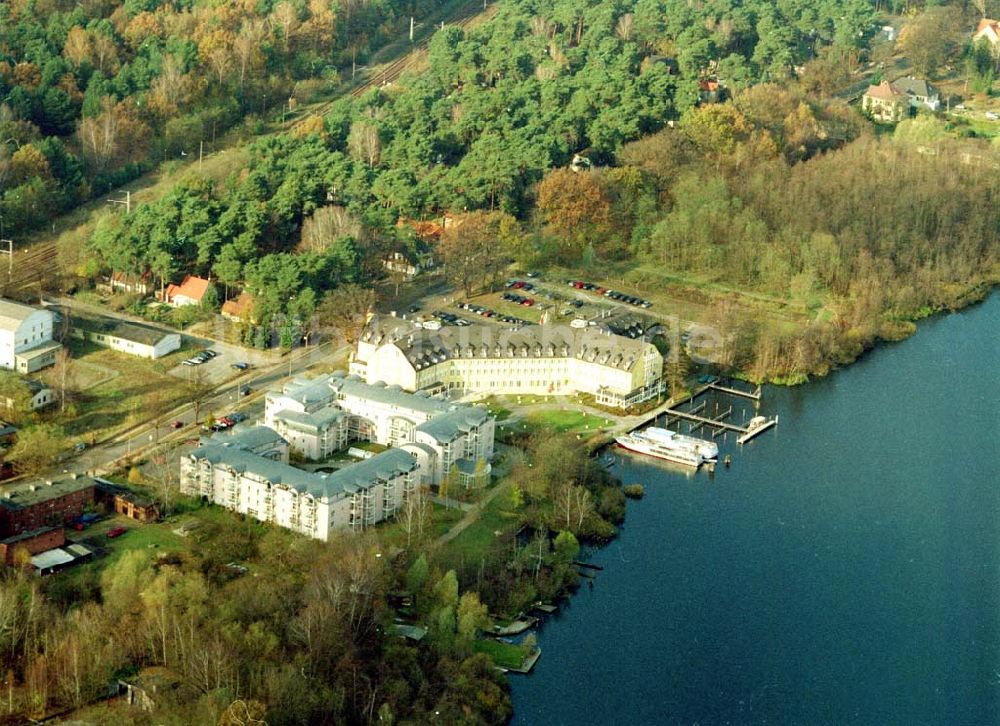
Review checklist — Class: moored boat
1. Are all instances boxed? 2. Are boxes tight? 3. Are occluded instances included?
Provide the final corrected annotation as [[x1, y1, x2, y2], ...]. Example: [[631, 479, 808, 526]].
[[614, 426, 718, 468]]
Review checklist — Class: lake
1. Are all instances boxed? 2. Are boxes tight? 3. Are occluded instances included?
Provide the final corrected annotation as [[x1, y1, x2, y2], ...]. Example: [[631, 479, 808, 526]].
[[510, 292, 1000, 725]]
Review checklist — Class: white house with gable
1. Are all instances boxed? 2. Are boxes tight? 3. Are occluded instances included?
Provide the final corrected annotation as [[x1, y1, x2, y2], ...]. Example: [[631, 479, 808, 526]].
[[0, 299, 60, 373]]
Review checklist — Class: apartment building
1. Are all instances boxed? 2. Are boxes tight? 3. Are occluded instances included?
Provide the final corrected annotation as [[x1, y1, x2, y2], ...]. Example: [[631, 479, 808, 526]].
[[265, 373, 494, 485], [179, 427, 422, 538]]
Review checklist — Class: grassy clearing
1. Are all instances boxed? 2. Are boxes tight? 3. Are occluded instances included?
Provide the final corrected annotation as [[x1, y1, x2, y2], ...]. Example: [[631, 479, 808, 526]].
[[473, 639, 531, 669], [49, 339, 200, 441], [445, 482, 519, 558], [379, 503, 464, 549], [522, 409, 614, 435]]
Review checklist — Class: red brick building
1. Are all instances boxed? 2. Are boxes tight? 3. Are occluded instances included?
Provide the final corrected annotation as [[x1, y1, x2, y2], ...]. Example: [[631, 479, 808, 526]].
[[95, 480, 160, 523], [0, 476, 96, 538], [0, 526, 65, 565]]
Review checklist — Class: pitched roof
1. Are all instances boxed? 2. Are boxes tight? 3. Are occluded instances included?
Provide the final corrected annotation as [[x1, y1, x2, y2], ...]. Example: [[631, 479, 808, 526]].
[[165, 275, 210, 303], [865, 80, 906, 101], [221, 291, 255, 320], [273, 405, 344, 433], [0, 299, 48, 333], [415, 408, 491, 443], [892, 76, 935, 98], [73, 313, 177, 347], [364, 323, 653, 374], [329, 373, 454, 415], [188, 442, 417, 499], [975, 18, 1000, 39]]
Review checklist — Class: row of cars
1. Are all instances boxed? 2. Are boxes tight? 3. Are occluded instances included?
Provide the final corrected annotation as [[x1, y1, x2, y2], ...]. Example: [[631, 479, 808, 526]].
[[456, 301, 530, 326], [182, 349, 218, 366], [205, 411, 248, 432], [501, 292, 536, 306], [568, 280, 652, 308]]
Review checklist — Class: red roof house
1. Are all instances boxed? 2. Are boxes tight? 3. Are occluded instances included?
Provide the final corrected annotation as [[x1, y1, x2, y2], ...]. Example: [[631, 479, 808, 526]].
[[163, 276, 210, 307]]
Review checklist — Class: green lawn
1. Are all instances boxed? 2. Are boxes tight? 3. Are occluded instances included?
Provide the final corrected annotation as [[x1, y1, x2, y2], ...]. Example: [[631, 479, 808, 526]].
[[378, 503, 464, 549], [522, 409, 614, 434], [473, 638, 531, 670], [445, 482, 520, 558]]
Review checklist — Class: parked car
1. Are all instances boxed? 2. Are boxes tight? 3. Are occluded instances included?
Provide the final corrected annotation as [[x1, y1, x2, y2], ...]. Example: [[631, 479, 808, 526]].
[[73, 442, 86, 452], [229, 412, 248, 423], [231, 362, 249, 370], [106, 527, 127, 539], [986, 111, 999, 120], [201, 350, 218, 358], [240, 387, 252, 397], [171, 420, 185, 429]]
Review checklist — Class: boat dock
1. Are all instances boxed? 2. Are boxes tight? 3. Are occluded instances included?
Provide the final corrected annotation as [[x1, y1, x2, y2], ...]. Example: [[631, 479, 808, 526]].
[[737, 417, 777, 444], [707, 383, 761, 400], [626, 382, 777, 445]]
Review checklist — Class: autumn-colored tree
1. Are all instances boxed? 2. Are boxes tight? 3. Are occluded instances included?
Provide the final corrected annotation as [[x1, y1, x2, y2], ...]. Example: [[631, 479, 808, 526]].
[[535, 167, 613, 263], [437, 210, 513, 296], [316, 284, 376, 345], [9, 145, 51, 186]]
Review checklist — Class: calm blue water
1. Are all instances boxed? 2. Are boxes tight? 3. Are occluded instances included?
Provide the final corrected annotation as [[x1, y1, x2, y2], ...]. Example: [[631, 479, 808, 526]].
[[511, 292, 1000, 725]]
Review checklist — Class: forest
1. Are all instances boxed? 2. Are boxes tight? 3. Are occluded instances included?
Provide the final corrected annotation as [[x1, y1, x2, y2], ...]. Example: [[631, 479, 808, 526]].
[[75, 0, 880, 341], [75, 0, 998, 380], [0, 434, 622, 724], [0, 0, 455, 237]]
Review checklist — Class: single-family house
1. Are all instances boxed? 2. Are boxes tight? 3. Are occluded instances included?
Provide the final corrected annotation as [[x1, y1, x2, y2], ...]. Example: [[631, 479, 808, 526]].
[[892, 76, 940, 112], [862, 80, 908, 123], [0, 299, 60, 373], [221, 291, 257, 323], [98, 271, 153, 296], [163, 275, 210, 307], [974, 18, 1000, 49], [698, 78, 722, 103], [0, 378, 53, 413], [383, 251, 422, 279]]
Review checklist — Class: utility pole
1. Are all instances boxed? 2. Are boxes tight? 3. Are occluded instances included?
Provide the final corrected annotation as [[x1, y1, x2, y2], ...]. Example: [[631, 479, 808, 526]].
[[199, 141, 204, 171], [410, 16, 414, 42], [108, 190, 131, 213]]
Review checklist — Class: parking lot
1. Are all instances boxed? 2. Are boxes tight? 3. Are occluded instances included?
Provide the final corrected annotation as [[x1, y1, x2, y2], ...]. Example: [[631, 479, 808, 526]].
[[167, 337, 268, 386]]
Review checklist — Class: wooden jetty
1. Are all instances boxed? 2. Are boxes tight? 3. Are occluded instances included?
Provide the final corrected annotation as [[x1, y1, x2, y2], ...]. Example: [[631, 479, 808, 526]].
[[660, 408, 777, 444], [573, 561, 604, 571], [708, 383, 762, 400]]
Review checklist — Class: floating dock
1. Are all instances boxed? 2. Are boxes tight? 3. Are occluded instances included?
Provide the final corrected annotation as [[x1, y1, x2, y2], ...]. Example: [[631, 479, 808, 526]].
[[736, 417, 778, 444]]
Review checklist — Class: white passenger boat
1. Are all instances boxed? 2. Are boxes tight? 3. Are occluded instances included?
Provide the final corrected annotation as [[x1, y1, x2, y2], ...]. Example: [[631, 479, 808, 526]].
[[614, 426, 719, 468]]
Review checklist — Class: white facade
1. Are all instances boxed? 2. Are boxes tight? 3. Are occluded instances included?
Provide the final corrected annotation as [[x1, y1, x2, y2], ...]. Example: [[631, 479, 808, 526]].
[[353, 323, 663, 409], [73, 323, 181, 359], [0, 300, 58, 373], [179, 427, 422, 539], [264, 373, 495, 485]]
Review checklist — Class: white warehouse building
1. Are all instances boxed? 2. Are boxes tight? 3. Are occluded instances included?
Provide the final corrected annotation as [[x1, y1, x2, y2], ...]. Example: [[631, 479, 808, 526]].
[[0, 299, 60, 373]]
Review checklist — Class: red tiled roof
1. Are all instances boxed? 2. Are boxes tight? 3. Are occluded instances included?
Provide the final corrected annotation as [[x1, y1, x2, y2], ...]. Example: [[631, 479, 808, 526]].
[[221, 291, 254, 319], [976, 18, 1000, 37], [165, 275, 210, 303]]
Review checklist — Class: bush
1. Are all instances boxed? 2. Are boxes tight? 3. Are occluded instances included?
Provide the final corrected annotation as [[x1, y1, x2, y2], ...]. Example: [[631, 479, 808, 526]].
[[623, 484, 645, 499]]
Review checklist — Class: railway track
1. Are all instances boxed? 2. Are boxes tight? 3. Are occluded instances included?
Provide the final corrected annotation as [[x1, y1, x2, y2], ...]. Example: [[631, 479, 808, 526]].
[[6, 1, 497, 299]]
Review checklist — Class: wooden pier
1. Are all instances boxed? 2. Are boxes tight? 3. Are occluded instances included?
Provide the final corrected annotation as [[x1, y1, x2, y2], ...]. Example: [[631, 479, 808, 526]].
[[623, 382, 776, 445], [707, 383, 762, 400], [662, 408, 747, 434]]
